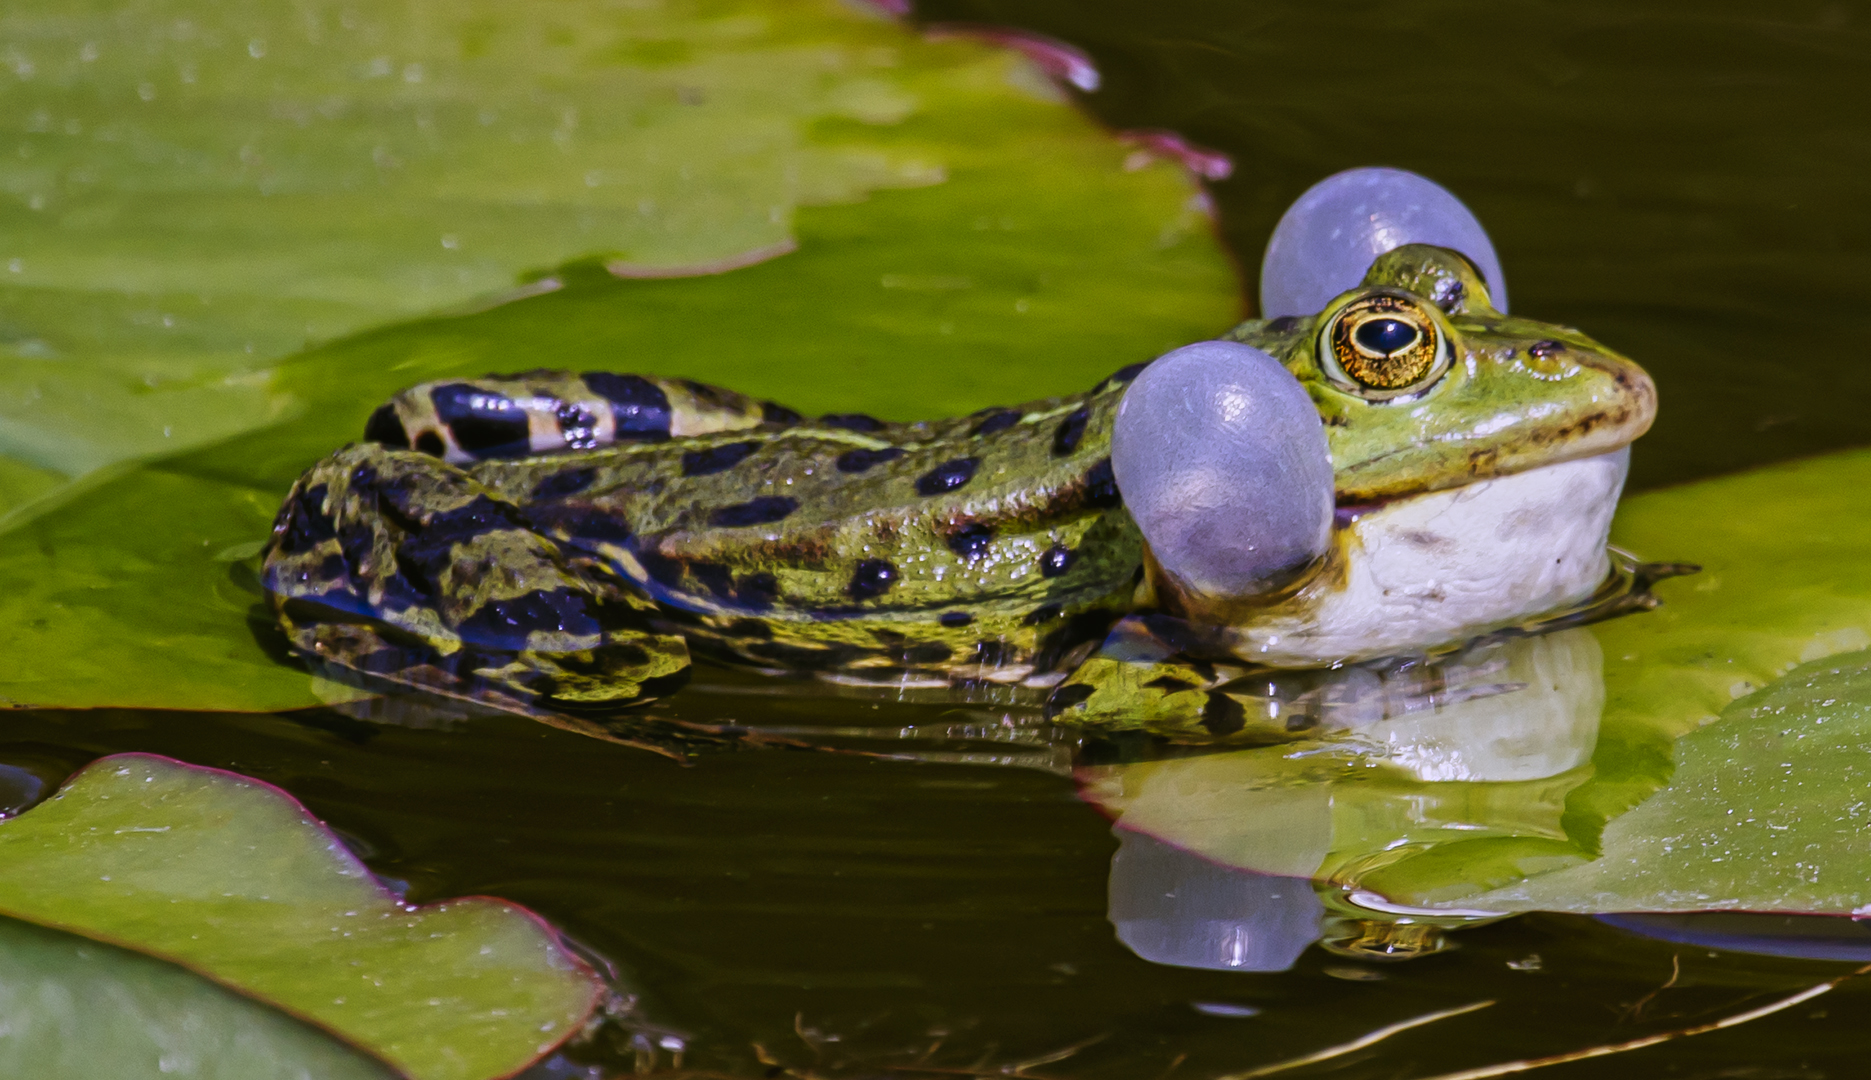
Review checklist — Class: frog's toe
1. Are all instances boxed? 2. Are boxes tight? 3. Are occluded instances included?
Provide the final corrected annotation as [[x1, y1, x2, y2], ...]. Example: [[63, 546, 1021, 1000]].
[[1260, 166, 1507, 317]]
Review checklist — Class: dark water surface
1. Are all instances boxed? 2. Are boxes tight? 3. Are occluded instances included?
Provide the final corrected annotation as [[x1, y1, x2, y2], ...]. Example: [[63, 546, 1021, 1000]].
[[8, 1, 1871, 1076], [920, 0, 1871, 492], [8, 695, 1871, 1080]]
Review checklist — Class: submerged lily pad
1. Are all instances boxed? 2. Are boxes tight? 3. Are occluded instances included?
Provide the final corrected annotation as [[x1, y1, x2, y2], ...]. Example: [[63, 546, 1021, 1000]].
[[0, 0, 1235, 713], [0, 916, 397, 1080], [0, 753, 602, 1080]]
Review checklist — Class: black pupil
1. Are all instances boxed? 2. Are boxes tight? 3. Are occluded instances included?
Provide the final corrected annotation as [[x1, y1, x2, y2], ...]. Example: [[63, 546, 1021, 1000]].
[[1355, 317, 1419, 355]]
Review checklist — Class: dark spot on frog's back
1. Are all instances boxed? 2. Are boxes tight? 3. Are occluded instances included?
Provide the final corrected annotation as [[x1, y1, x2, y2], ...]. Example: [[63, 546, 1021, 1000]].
[[709, 496, 797, 528], [849, 559, 898, 600], [528, 504, 633, 547], [836, 447, 905, 474], [275, 483, 337, 554], [430, 383, 531, 459], [582, 372, 671, 442], [1084, 458, 1121, 508], [455, 588, 602, 651], [364, 404, 408, 449], [1052, 406, 1091, 456], [971, 410, 1021, 437], [1092, 363, 1147, 393], [946, 523, 994, 559], [938, 611, 973, 628], [530, 467, 597, 501], [420, 494, 526, 537], [681, 440, 760, 477], [820, 413, 885, 433], [915, 457, 979, 497], [761, 401, 804, 426]]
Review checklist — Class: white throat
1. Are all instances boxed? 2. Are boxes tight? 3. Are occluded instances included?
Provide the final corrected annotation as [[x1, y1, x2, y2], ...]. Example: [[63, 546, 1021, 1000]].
[[1225, 448, 1630, 667]]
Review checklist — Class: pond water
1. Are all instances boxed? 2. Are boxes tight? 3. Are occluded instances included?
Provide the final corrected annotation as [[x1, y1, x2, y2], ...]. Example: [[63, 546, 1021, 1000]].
[[5, 0, 1871, 1076]]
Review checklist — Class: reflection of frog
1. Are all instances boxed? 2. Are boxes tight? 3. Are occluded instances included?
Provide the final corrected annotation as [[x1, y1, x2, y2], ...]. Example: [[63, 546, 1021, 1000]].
[[261, 245, 1655, 731], [1089, 627, 1608, 968]]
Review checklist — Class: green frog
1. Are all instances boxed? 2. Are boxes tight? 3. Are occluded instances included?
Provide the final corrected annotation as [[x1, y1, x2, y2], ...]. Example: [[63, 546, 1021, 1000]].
[[261, 245, 1656, 739]]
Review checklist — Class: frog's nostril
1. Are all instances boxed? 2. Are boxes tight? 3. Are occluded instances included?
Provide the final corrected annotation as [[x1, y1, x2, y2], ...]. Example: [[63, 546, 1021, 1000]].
[[1354, 318, 1419, 356]]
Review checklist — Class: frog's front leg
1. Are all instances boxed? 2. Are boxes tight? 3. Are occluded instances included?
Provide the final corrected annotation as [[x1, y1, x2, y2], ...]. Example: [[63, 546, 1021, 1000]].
[[1046, 616, 1302, 741], [262, 443, 691, 724]]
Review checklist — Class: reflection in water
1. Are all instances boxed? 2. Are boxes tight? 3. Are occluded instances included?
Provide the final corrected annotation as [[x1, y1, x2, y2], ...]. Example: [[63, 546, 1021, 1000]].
[[1085, 628, 1608, 971], [1224, 625, 1605, 781], [1109, 822, 1325, 973]]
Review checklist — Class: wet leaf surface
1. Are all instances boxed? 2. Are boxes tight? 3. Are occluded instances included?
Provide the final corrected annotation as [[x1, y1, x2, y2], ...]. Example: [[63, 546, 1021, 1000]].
[[0, 0, 1223, 497], [0, 753, 602, 1080], [0, 915, 398, 1080]]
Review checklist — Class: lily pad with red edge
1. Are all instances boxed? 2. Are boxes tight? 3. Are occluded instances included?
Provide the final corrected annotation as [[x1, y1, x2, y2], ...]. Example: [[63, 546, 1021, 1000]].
[[0, 752, 604, 1080]]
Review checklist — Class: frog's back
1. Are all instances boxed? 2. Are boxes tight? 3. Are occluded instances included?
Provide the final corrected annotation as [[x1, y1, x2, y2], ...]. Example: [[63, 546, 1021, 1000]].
[[465, 369, 1143, 685], [269, 367, 1149, 704]]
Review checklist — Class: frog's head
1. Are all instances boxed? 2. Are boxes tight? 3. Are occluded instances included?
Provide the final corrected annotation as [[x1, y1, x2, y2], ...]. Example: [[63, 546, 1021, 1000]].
[[1251, 243, 1656, 505], [1114, 243, 1658, 659]]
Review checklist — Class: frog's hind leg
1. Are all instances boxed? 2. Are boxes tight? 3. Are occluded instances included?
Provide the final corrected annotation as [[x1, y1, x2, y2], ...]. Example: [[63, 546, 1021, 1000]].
[[262, 443, 691, 729], [361, 370, 802, 465]]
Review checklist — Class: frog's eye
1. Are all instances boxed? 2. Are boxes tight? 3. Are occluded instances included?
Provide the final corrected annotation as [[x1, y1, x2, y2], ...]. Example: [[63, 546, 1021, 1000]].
[[1319, 294, 1450, 399]]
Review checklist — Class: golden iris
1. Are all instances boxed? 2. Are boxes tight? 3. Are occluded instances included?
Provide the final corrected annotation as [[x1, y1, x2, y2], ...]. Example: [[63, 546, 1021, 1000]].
[[1326, 295, 1442, 391]]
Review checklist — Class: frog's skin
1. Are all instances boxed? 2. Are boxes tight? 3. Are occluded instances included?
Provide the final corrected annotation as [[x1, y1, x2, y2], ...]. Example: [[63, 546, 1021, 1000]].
[[261, 245, 1656, 732]]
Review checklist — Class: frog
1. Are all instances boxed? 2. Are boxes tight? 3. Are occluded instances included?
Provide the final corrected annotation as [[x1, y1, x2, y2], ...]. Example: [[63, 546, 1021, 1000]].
[[260, 244, 1657, 739]]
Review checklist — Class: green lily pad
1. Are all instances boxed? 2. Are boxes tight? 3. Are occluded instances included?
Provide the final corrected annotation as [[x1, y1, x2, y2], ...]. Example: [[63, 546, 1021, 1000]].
[[0, 0, 1178, 487], [0, 0, 1236, 713], [0, 752, 602, 1080], [1453, 649, 1871, 914], [0, 916, 397, 1080]]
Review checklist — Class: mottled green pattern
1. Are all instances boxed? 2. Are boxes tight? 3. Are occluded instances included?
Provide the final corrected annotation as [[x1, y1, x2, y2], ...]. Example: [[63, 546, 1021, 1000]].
[[266, 369, 1142, 711]]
